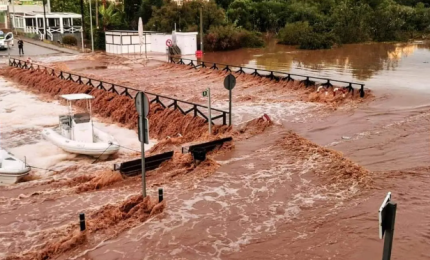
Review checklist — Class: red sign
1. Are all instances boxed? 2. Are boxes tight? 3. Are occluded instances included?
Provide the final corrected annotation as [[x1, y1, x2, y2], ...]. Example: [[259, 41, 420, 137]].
[[166, 39, 173, 47]]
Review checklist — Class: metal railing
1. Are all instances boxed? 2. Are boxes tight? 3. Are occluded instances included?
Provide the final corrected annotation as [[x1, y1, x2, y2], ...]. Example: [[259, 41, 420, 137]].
[[9, 58, 229, 125], [169, 57, 366, 97]]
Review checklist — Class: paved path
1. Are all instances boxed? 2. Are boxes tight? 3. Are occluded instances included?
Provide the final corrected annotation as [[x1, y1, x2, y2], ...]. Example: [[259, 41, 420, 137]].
[[21, 38, 81, 54], [0, 42, 60, 58]]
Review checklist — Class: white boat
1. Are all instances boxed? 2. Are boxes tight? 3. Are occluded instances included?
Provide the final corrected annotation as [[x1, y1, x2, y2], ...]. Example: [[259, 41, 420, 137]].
[[0, 149, 31, 185], [42, 94, 120, 160]]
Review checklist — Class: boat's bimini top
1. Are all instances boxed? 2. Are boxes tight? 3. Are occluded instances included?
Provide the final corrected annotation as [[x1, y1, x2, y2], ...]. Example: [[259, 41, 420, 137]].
[[61, 94, 94, 101]]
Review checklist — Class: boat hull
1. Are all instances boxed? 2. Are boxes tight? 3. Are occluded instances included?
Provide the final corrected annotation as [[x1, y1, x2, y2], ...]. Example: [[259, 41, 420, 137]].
[[42, 128, 120, 159], [0, 149, 31, 185], [0, 171, 31, 185]]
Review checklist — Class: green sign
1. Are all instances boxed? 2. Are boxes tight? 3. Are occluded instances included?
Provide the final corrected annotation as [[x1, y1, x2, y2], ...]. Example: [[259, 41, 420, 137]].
[[202, 90, 208, 97]]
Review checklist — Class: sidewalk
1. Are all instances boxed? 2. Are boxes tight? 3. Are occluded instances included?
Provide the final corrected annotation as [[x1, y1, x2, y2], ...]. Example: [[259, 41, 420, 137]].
[[22, 38, 81, 55]]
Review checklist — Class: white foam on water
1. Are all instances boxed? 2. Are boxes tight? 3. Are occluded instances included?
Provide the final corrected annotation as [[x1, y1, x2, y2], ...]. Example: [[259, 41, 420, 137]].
[[214, 101, 321, 124], [34, 55, 81, 63], [93, 122, 157, 153], [9, 141, 77, 172]]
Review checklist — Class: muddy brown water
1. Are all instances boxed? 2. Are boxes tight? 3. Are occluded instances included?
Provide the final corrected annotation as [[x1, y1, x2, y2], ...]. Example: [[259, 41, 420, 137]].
[[1, 42, 429, 259]]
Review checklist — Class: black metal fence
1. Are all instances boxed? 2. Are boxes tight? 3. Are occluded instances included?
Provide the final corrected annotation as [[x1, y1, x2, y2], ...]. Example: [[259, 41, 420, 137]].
[[169, 57, 366, 98], [9, 58, 229, 125]]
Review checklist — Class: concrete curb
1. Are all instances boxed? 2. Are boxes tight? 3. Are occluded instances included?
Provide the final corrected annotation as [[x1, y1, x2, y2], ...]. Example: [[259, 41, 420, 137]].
[[22, 39, 80, 55]]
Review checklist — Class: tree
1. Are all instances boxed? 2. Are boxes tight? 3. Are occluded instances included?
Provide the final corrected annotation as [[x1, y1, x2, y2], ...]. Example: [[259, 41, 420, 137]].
[[139, 0, 164, 24], [124, 0, 142, 29], [99, 3, 122, 31]]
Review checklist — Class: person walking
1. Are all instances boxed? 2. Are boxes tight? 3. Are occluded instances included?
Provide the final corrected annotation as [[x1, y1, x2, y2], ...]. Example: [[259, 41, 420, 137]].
[[17, 39, 24, 56]]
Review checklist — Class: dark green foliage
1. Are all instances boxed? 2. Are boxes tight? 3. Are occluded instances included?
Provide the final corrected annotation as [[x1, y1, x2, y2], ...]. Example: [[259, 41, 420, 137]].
[[62, 35, 78, 45], [95, 30, 106, 50], [278, 21, 312, 45], [205, 25, 264, 51], [49, 0, 430, 50]]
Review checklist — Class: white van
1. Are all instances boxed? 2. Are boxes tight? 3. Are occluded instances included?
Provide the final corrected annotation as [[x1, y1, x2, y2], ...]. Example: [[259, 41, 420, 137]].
[[0, 31, 14, 50]]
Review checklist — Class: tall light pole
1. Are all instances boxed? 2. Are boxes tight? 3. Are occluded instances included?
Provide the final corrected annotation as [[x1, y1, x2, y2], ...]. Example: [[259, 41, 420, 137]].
[[43, 0, 47, 40], [200, 7, 203, 53], [89, 0, 94, 52], [95, 0, 98, 29], [11, 0, 16, 35]]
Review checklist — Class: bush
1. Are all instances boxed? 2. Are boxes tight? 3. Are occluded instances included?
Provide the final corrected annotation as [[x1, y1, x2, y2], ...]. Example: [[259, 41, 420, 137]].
[[204, 25, 264, 51], [299, 31, 339, 50], [24, 33, 39, 40], [62, 35, 78, 45], [278, 21, 312, 45]]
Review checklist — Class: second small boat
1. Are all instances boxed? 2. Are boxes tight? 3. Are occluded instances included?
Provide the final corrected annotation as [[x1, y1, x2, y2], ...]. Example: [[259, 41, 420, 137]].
[[42, 93, 120, 160]]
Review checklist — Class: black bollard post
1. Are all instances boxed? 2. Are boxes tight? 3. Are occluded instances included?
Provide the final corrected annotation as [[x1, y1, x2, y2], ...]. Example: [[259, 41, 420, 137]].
[[159, 188, 164, 203], [79, 213, 86, 231]]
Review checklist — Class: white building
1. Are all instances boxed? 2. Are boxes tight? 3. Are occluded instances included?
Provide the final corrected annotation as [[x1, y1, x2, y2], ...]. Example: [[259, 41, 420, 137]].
[[105, 30, 198, 55], [0, 0, 82, 42]]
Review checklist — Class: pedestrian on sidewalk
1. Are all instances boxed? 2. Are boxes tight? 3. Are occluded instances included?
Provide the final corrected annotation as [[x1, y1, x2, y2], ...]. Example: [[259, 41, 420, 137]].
[[18, 39, 24, 56]]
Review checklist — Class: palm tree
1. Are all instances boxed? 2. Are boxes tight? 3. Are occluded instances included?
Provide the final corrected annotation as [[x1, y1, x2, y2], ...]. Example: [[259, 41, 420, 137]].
[[99, 3, 121, 31]]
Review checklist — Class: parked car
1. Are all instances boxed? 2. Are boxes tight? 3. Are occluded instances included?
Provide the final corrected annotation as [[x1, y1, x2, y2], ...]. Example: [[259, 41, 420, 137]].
[[0, 31, 14, 50]]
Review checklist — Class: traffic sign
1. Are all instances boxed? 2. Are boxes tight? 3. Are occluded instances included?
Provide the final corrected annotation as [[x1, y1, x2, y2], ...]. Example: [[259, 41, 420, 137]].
[[224, 74, 236, 90], [135, 92, 150, 117], [166, 39, 173, 47], [202, 90, 208, 97], [379, 192, 391, 239], [138, 117, 149, 144]]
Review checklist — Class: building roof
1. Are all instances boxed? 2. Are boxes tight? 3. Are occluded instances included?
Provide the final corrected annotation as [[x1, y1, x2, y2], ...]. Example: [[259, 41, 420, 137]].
[[61, 94, 94, 101], [12, 11, 82, 18]]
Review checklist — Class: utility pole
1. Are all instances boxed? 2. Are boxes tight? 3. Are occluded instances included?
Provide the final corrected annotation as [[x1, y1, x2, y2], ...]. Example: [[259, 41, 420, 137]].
[[89, 0, 94, 52], [11, 0, 16, 35], [80, 0, 85, 36], [43, 0, 47, 40], [199, 7, 203, 53], [95, 0, 98, 29], [80, 0, 85, 51]]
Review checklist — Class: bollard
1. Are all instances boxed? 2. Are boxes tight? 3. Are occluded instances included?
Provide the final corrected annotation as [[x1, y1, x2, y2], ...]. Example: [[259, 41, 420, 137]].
[[79, 213, 86, 231], [159, 188, 164, 203]]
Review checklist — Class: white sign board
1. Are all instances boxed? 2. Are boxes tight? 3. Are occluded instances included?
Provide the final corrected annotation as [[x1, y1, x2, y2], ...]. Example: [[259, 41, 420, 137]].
[[379, 192, 391, 239]]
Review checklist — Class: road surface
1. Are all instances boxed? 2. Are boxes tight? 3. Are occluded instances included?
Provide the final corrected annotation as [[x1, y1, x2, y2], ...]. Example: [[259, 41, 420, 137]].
[[0, 41, 60, 58]]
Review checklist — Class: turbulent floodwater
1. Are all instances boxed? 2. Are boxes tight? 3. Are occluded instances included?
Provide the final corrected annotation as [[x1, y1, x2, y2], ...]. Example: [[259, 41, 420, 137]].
[[1, 47, 429, 260], [0, 78, 156, 175]]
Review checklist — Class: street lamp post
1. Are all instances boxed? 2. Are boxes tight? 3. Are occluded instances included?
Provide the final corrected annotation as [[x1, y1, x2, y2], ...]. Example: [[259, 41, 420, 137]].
[[89, 0, 94, 52], [43, 0, 47, 40]]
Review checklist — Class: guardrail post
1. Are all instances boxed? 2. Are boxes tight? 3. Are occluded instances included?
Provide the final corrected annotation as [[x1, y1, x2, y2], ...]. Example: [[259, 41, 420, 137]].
[[79, 213, 86, 231], [158, 188, 163, 203], [359, 84, 365, 98], [223, 65, 231, 73]]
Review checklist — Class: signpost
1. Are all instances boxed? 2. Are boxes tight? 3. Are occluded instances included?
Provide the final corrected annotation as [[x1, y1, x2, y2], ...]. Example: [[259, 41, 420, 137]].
[[135, 92, 150, 197], [379, 192, 397, 260], [224, 74, 236, 126], [138, 17, 147, 59], [202, 88, 212, 134]]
